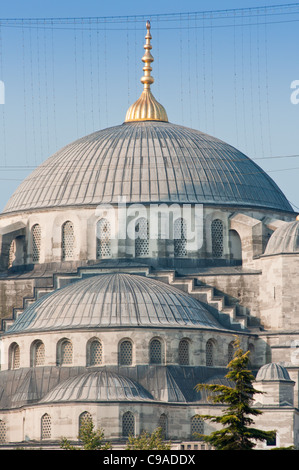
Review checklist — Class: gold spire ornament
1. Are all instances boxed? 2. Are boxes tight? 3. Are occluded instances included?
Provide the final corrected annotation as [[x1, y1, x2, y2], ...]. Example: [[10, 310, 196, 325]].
[[125, 21, 168, 123]]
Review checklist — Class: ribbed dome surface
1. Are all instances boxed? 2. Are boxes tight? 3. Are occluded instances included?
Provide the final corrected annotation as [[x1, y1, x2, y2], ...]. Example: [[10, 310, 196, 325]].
[[2, 121, 292, 214], [265, 220, 299, 255], [5, 273, 223, 334], [40, 369, 154, 403], [256, 363, 291, 381]]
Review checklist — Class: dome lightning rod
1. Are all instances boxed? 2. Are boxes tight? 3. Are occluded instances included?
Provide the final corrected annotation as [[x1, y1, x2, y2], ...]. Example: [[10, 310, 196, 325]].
[[125, 21, 168, 123]]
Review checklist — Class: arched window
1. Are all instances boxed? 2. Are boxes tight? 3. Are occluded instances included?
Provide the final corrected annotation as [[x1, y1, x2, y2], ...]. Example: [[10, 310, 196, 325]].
[[41, 413, 51, 440], [191, 416, 204, 440], [119, 340, 133, 366], [135, 217, 149, 257], [206, 339, 214, 366], [8, 239, 16, 268], [158, 413, 168, 439], [149, 338, 163, 365], [9, 342, 20, 370], [228, 341, 235, 363], [79, 411, 92, 435], [122, 411, 135, 437], [62, 220, 74, 260], [88, 339, 103, 366], [32, 224, 41, 263], [211, 219, 223, 258], [96, 218, 111, 259], [248, 343, 255, 366], [174, 218, 187, 257], [229, 229, 242, 262], [57, 339, 73, 366], [178, 339, 190, 365], [31, 340, 45, 367], [0, 420, 6, 444]]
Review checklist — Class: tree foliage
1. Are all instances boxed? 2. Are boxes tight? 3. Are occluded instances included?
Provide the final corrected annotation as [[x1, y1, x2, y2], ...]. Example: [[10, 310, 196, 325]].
[[195, 336, 276, 450], [125, 427, 171, 450], [60, 419, 112, 450]]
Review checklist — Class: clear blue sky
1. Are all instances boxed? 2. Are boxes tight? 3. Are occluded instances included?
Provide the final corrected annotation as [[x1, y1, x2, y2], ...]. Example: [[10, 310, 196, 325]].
[[0, 0, 299, 212]]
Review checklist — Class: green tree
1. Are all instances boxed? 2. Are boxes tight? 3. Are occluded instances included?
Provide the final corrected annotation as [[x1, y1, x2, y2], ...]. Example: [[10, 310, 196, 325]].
[[60, 419, 112, 450], [125, 427, 171, 450], [195, 337, 276, 450]]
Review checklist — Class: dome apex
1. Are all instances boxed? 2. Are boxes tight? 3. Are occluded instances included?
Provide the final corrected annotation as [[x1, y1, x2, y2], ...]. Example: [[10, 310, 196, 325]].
[[125, 21, 168, 123]]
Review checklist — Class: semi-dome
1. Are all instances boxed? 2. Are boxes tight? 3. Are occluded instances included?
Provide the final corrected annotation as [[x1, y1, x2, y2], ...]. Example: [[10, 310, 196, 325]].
[[265, 220, 299, 255], [4, 273, 223, 334], [2, 121, 292, 215], [255, 363, 291, 382], [39, 369, 154, 404]]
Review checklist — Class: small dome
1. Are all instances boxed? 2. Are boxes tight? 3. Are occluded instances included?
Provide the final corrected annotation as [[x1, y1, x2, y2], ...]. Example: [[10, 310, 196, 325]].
[[265, 220, 299, 255], [39, 369, 154, 403], [255, 363, 291, 382], [5, 273, 223, 334]]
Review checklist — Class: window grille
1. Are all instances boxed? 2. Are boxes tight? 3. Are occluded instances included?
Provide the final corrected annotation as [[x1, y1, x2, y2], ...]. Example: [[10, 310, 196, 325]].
[[9, 343, 20, 370], [149, 339, 162, 364], [62, 221, 74, 260], [228, 342, 234, 363], [96, 219, 111, 258], [122, 411, 135, 437], [135, 217, 149, 257], [211, 219, 223, 258], [79, 411, 92, 434], [89, 340, 103, 366], [0, 420, 6, 443], [41, 414, 51, 439], [174, 218, 187, 257], [32, 224, 41, 262], [60, 340, 73, 365], [119, 340, 133, 366], [178, 339, 189, 365], [206, 340, 214, 366], [8, 239, 16, 268], [33, 341, 45, 367], [158, 414, 168, 439], [191, 416, 204, 440]]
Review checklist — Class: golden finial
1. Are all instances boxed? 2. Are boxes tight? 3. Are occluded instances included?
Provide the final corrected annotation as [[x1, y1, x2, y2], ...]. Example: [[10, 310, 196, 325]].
[[125, 21, 168, 123]]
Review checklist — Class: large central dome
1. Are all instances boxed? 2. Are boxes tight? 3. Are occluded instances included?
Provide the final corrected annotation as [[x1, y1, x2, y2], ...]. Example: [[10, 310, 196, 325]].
[[2, 21, 292, 216], [2, 120, 292, 214]]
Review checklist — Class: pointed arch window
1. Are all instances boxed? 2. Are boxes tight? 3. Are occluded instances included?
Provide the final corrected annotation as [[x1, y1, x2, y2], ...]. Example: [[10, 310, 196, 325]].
[[96, 218, 111, 258], [191, 416, 204, 440], [178, 339, 190, 365], [211, 219, 223, 258], [79, 411, 92, 436], [57, 339, 73, 366], [9, 342, 20, 370], [174, 217, 187, 257], [0, 420, 6, 444], [88, 339, 103, 366], [228, 341, 235, 363], [158, 413, 168, 439], [119, 340, 133, 366], [8, 239, 16, 268], [135, 217, 149, 257], [206, 339, 214, 366], [41, 413, 51, 440], [31, 340, 45, 367], [149, 338, 163, 365], [122, 411, 135, 438], [62, 220, 74, 260], [32, 224, 41, 263]]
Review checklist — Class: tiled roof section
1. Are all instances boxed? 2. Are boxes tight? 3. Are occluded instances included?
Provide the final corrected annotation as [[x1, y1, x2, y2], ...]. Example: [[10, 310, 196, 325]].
[[2, 121, 293, 214], [5, 273, 223, 333]]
